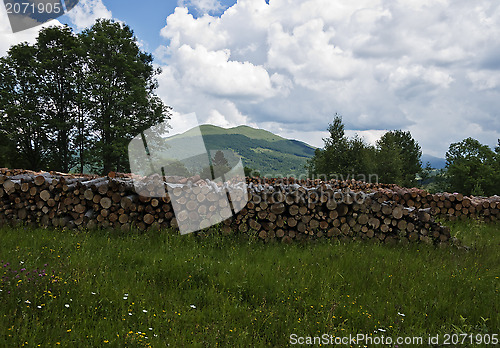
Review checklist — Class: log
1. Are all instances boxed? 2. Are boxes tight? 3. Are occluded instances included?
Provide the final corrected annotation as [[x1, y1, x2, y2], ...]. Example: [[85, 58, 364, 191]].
[[100, 197, 112, 209]]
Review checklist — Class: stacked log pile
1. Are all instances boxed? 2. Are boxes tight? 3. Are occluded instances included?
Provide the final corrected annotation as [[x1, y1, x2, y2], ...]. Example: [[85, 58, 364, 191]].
[[224, 182, 451, 245], [246, 177, 500, 222], [366, 187, 500, 222], [1, 169, 499, 245]]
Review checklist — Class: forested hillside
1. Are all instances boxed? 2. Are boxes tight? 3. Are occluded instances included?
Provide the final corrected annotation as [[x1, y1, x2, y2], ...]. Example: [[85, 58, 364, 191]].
[[166, 125, 316, 177]]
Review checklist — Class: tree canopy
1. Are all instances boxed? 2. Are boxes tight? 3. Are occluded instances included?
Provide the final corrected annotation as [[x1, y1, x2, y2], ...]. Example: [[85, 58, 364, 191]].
[[445, 137, 500, 196], [308, 115, 422, 187], [307, 114, 376, 181], [0, 21, 171, 174], [310, 115, 500, 195], [376, 130, 422, 187]]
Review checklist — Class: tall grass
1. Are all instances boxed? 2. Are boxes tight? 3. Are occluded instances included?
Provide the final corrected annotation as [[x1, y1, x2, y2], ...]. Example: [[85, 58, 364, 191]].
[[1, 220, 499, 347]]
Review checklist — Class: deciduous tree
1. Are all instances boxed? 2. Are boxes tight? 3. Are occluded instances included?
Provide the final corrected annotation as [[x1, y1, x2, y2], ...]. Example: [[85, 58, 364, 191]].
[[79, 19, 170, 174], [376, 130, 422, 187], [308, 114, 376, 181], [0, 43, 47, 170], [445, 137, 498, 196], [36, 25, 81, 172]]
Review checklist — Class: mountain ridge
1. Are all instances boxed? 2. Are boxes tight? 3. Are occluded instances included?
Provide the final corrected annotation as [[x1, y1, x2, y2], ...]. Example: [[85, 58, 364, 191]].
[[165, 124, 315, 176], [170, 124, 289, 142]]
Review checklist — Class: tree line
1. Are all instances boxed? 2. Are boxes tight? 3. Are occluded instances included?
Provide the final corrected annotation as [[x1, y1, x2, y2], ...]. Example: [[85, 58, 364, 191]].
[[307, 114, 422, 187], [0, 20, 170, 175], [308, 114, 500, 196]]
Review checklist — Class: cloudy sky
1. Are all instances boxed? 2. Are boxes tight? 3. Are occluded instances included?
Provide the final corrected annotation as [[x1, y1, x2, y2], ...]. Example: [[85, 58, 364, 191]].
[[1, 0, 500, 158]]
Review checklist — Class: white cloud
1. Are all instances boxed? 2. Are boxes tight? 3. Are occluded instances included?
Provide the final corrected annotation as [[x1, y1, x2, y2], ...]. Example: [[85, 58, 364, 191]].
[[345, 130, 388, 146], [205, 101, 254, 128], [153, 0, 500, 157], [386, 64, 454, 96], [161, 7, 228, 51], [65, 0, 112, 31], [267, 19, 360, 87], [468, 71, 500, 91], [156, 64, 256, 130], [174, 44, 276, 99]]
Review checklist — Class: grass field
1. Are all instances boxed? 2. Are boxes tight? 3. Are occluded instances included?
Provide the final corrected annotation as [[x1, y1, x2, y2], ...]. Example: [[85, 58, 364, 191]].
[[1, 220, 499, 347]]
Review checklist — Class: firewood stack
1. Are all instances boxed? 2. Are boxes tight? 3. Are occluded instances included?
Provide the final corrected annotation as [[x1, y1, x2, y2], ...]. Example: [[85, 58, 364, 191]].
[[223, 183, 451, 245], [1, 168, 498, 245]]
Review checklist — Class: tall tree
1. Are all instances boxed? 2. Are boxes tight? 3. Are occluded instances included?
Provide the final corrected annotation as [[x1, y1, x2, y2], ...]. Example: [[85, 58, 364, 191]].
[[213, 150, 229, 167], [376, 130, 422, 187], [308, 114, 348, 178], [36, 25, 81, 172], [375, 136, 403, 185], [79, 19, 170, 174], [0, 43, 47, 170], [347, 134, 376, 178], [73, 47, 91, 174], [0, 20, 171, 173], [211, 150, 232, 178], [307, 114, 376, 181], [445, 137, 498, 196]]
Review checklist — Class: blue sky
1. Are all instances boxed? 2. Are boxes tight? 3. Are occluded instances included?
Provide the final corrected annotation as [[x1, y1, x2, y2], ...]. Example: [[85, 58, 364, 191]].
[[58, 0, 238, 53], [78, 0, 181, 52], [1, 0, 500, 158]]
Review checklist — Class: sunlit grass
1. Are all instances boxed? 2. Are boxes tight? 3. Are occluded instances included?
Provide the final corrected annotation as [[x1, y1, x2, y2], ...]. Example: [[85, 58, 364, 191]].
[[1, 220, 499, 347]]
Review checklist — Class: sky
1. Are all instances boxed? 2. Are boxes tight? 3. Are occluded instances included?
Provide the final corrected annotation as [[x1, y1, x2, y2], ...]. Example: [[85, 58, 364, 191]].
[[1, 0, 500, 158]]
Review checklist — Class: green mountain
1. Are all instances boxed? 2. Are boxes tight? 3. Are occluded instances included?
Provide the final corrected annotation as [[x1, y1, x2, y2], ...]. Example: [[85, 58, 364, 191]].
[[164, 124, 316, 177]]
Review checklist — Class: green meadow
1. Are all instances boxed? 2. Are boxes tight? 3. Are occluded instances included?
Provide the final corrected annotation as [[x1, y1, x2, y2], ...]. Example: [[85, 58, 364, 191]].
[[1, 220, 499, 347]]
